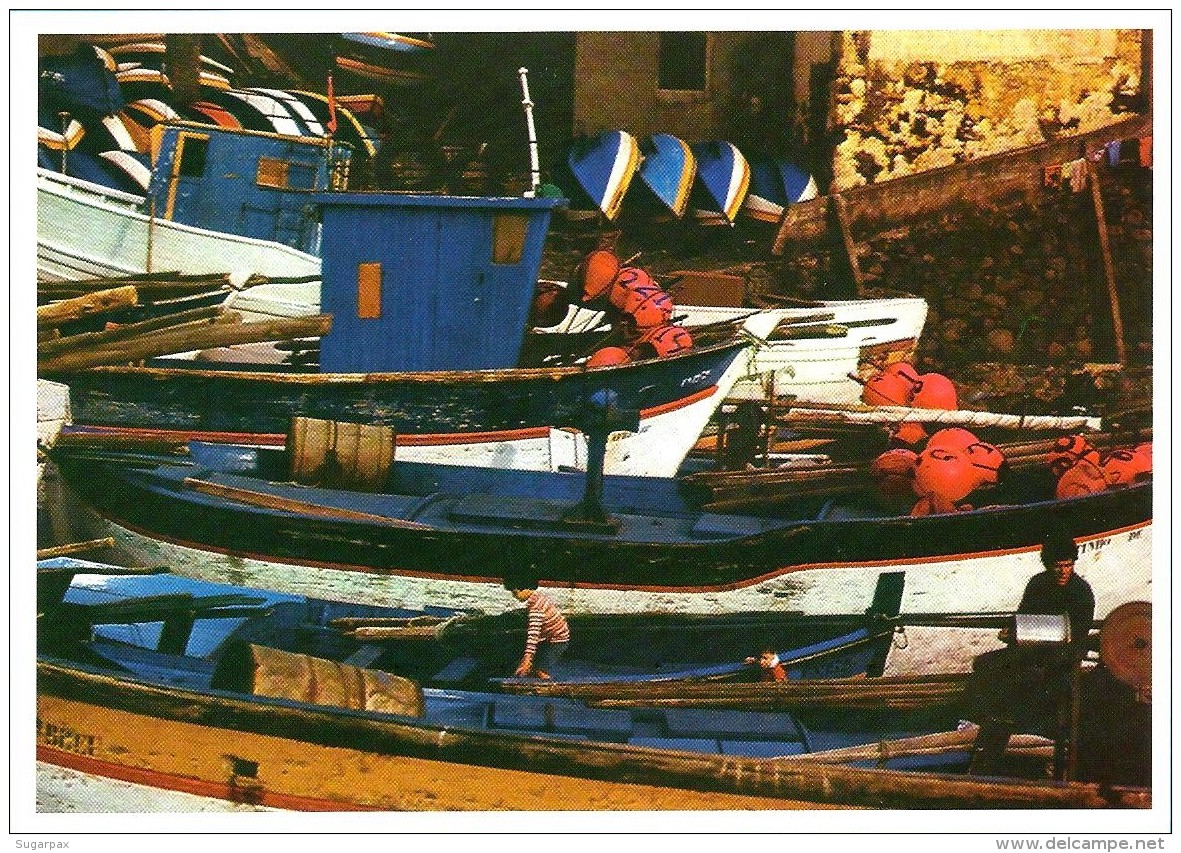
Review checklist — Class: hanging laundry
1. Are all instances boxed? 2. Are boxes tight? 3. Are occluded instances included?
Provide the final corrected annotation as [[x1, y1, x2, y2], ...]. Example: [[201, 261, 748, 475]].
[[1139, 136, 1152, 168], [1067, 158, 1088, 193], [1107, 140, 1122, 168]]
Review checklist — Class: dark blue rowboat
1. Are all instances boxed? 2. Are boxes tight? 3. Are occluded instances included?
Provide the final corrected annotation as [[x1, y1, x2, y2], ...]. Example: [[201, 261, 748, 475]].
[[35, 559, 1150, 809], [743, 155, 819, 223], [562, 130, 641, 221]]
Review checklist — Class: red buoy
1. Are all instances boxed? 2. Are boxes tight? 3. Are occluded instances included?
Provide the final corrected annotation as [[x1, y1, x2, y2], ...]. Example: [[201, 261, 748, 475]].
[[634, 324, 694, 358], [623, 286, 674, 328], [912, 372, 958, 410], [1047, 434, 1101, 478], [576, 249, 622, 305], [862, 361, 921, 406], [585, 346, 632, 367], [608, 267, 657, 310], [1101, 446, 1152, 488], [1056, 458, 1108, 499], [871, 448, 919, 499], [889, 422, 928, 446]]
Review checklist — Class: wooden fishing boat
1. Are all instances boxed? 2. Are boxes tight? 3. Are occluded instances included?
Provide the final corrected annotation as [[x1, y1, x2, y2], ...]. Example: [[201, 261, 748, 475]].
[[689, 141, 751, 226], [561, 130, 641, 221], [49, 428, 1151, 618], [629, 133, 697, 218], [742, 155, 819, 224], [48, 186, 776, 478], [34, 559, 1150, 810]]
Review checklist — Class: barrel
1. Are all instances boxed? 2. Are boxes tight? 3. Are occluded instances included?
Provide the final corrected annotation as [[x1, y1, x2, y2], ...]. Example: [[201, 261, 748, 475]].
[[290, 416, 396, 492], [211, 643, 425, 717]]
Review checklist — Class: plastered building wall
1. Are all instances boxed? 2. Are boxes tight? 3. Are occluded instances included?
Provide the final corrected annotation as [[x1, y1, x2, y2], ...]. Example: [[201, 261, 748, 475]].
[[832, 29, 1144, 190]]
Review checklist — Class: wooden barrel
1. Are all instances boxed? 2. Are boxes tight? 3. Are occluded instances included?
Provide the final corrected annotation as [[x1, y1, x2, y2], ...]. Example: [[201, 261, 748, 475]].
[[290, 416, 396, 491], [211, 643, 424, 717]]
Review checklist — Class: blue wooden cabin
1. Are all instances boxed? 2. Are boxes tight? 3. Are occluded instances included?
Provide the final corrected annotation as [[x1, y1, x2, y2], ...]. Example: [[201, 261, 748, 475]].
[[313, 192, 565, 372], [146, 121, 352, 255]]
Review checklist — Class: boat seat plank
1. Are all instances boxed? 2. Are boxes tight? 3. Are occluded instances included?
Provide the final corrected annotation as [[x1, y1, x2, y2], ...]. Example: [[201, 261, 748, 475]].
[[90, 639, 217, 690], [720, 740, 807, 758], [628, 737, 721, 754], [549, 704, 635, 736], [664, 708, 803, 739], [448, 494, 575, 528], [491, 699, 552, 730], [432, 656, 481, 683]]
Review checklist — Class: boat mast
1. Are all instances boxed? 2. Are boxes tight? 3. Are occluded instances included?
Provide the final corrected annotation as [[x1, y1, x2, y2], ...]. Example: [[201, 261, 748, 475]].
[[518, 67, 541, 196]]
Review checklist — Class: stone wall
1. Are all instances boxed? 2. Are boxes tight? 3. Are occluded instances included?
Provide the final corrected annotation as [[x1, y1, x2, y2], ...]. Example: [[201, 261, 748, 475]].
[[831, 29, 1145, 191]]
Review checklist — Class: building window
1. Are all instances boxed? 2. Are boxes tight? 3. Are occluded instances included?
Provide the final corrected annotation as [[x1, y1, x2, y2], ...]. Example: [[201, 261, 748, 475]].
[[658, 32, 707, 92]]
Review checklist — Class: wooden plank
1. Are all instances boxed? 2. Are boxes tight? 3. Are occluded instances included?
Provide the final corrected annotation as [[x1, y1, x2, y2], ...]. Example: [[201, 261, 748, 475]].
[[182, 477, 433, 529], [37, 286, 138, 330], [39, 314, 332, 373], [773, 114, 1153, 255], [38, 306, 231, 358], [36, 538, 116, 559], [1089, 163, 1128, 365], [830, 194, 864, 297]]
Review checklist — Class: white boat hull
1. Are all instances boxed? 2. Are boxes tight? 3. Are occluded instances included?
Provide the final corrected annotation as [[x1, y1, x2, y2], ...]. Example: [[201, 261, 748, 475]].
[[36, 169, 320, 287], [100, 518, 1151, 619]]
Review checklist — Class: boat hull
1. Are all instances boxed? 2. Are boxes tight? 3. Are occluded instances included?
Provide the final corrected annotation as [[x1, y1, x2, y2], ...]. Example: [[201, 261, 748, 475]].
[[59, 452, 1151, 618], [37, 660, 1144, 810], [37, 169, 321, 287]]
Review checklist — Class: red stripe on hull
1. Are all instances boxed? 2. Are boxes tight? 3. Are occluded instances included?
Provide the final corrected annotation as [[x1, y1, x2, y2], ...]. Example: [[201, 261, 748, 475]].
[[38, 745, 378, 811]]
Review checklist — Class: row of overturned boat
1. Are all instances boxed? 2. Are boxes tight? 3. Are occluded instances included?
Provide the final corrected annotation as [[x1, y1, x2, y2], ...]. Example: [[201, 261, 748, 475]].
[[34, 47, 1153, 812]]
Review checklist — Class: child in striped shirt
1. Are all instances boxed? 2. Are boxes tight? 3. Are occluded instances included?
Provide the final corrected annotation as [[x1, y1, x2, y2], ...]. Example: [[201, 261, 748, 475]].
[[505, 580, 570, 680]]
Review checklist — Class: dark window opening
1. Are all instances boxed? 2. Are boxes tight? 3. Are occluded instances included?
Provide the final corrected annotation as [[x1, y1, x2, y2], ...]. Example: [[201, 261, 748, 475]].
[[177, 136, 208, 177], [658, 33, 707, 91]]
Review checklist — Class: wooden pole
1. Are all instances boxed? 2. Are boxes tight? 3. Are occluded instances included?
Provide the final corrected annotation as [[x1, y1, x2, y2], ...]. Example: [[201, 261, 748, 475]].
[[39, 314, 332, 373], [830, 194, 864, 297], [36, 538, 116, 559], [37, 286, 138, 330], [38, 305, 231, 358], [1088, 162, 1128, 365]]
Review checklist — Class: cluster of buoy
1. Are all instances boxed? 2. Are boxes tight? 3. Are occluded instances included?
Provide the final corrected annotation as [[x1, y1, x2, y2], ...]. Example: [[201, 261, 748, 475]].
[[872, 427, 1006, 516], [862, 361, 1005, 515], [533, 249, 695, 366], [861, 360, 959, 446], [1049, 435, 1153, 499]]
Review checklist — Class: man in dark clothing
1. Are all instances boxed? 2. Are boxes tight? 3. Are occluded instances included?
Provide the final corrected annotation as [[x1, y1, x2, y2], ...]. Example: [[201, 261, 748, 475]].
[[1015, 533, 1096, 656], [967, 531, 1095, 777]]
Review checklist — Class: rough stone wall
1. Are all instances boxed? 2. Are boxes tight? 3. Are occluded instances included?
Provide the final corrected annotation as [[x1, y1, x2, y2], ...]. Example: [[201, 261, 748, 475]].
[[831, 29, 1144, 190]]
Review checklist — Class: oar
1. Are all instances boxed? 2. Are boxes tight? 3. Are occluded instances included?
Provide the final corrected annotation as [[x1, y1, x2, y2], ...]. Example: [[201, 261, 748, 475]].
[[776, 724, 1054, 764], [182, 477, 433, 529], [36, 538, 116, 559]]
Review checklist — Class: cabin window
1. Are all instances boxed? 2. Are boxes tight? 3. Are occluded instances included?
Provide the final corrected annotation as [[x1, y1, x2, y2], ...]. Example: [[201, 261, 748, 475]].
[[175, 134, 208, 177], [491, 214, 529, 265], [357, 262, 382, 319], [658, 32, 708, 92], [256, 156, 290, 189]]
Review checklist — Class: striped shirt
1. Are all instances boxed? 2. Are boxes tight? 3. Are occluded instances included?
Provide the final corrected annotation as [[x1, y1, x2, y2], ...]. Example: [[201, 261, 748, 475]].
[[523, 590, 570, 656]]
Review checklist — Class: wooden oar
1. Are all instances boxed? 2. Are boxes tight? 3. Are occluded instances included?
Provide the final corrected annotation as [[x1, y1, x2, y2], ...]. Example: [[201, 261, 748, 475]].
[[182, 477, 433, 529], [777, 725, 1054, 765], [37, 286, 139, 330], [38, 305, 231, 358], [36, 538, 116, 559]]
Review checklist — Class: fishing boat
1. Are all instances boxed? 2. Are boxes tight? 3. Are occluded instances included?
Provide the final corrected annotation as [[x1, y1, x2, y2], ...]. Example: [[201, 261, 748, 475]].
[[689, 141, 751, 226], [742, 155, 819, 224], [559, 130, 641, 221], [49, 425, 1152, 618], [35, 118, 349, 286], [35, 559, 1150, 810], [47, 188, 773, 477], [627, 133, 697, 219]]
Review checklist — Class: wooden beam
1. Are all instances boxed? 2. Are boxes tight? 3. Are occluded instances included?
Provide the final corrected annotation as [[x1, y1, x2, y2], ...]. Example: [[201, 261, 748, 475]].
[[36, 538, 116, 560], [37, 286, 138, 330], [830, 194, 864, 297], [1088, 163, 1128, 365]]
